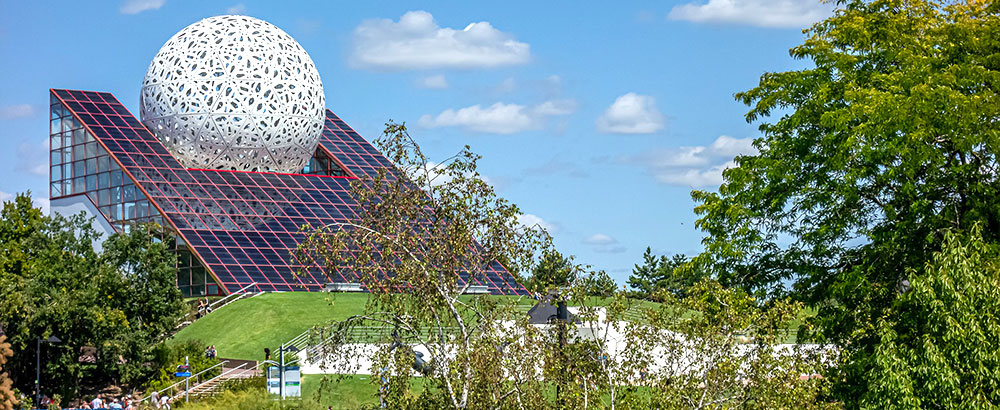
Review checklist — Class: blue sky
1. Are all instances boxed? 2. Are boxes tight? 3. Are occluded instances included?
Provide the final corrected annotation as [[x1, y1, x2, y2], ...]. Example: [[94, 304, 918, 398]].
[[0, 0, 832, 283]]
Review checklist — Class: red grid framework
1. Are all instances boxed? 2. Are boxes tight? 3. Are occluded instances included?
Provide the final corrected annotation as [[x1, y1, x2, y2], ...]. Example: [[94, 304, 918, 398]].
[[50, 89, 529, 296]]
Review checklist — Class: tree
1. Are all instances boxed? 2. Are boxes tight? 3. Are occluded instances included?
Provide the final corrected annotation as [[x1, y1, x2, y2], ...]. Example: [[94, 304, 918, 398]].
[[0, 193, 184, 399], [627, 248, 704, 300], [528, 249, 580, 294], [688, 0, 1000, 400], [860, 227, 1000, 408], [295, 122, 550, 409]]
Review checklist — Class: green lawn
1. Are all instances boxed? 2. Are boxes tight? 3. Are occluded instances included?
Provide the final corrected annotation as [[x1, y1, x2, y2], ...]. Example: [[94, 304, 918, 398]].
[[171, 292, 370, 360]]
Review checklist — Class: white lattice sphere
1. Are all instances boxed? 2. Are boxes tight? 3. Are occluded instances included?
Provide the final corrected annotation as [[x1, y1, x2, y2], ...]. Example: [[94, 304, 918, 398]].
[[140, 15, 325, 173]]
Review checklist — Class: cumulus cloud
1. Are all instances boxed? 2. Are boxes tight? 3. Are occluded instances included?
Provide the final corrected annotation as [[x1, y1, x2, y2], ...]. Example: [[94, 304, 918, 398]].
[[0, 104, 35, 120], [417, 74, 449, 89], [517, 213, 558, 234], [418, 99, 576, 134], [350, 10, 531, 70], [623, 135, 758, 188], [226, 3, 246, 14], [120, 0, 165, 14], [596, 93, 665, 134], [584, 233, 626, 254], [668, 0, 834, 28]]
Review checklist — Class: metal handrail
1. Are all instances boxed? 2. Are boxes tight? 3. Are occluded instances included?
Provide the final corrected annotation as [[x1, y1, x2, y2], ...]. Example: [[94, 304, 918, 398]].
[[140, 360, 228, 402], [171, 362, 250, 400], [207, 282, 258, 311]]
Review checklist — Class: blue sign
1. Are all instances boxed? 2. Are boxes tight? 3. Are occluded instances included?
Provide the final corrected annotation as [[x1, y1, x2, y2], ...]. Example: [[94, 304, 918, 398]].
[[174, 372, 191, 377]]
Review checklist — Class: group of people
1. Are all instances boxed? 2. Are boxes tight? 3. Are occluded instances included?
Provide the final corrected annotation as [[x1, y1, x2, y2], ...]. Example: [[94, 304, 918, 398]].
[[195, 297, 213, 318], [204, 344, 217, 359], [81, 394, 168, 409]]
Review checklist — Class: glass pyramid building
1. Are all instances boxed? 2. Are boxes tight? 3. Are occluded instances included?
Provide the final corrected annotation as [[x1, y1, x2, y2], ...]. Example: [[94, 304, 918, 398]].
[[47, 89, 528, 297]]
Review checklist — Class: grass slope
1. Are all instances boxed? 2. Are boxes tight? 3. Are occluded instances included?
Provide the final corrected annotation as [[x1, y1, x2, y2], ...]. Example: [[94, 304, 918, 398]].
[[171, 292, 369, 360]]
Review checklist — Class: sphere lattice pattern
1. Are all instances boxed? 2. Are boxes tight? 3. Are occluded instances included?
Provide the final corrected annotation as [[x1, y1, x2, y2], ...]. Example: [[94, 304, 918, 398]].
[[140, 15, 325, 173]]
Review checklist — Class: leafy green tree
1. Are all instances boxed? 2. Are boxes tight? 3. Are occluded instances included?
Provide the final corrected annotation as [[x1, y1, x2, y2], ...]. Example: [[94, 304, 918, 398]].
[[528, 249, 580, 294], [580, 270, 617, 297], [860, 227, 1000, 408], [0, 193, 184, 399], [688, 0, 1000, 400], [627, 248, 704, 300]]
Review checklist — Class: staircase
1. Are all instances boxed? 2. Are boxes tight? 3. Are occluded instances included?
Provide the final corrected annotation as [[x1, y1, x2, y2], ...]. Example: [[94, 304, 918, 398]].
[[170, 360, 260, 401]]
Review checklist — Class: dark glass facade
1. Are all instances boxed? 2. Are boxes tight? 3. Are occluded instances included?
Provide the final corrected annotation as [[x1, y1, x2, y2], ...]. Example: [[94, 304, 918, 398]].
[[48, 88, 528, 296]]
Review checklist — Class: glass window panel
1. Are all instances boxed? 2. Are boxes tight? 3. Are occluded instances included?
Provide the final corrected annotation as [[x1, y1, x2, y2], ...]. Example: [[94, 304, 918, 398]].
[[50, 104, 61, 120], [63, 147, 72, 163], [86, 158, 98, 175], [73, 129, 86, 145], [50, 166, 61, 181], [73, 161, 85, 177], [85, 132, 94, 143], [123, 185, 135, 201], [50, 118, 61, 134], [85, 142, 97, 158], [97, 172, 108, 189], [113, 203, 123, 221], [86, 175, 97, 191], [124, 202, 136, 219], [50, 183, 61, 197], [98, 156, 110, 172], [51, 151, 61, 165], [62, 117, 74, 132], [98, 189, 110, 205], [51, 135, 61, 150], [62, 181, 71, 195], [73, 178, 85, 193], [137, 200, 148, 218], [110, 170, 122, 187], [112, 186, 122, 202], [73, 145, 84, 160]]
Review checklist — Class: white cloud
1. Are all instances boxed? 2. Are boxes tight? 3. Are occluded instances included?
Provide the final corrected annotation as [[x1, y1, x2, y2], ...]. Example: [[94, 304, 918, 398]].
[[418, 99, 576, 134], [623, 135, 758, 188], [15, 139, 49, 177], [0, 104, 35, 120], [226, 3, 246, 14], [668, 0, 834, 28], [517, 213, 558, 233], [417, 74, 448, 89], [350, 10, 531, 70], [120, 0, 165, 14], [596, 93, 665, 134], [0, 191, 50, 214], [584, 233, 626, 254]]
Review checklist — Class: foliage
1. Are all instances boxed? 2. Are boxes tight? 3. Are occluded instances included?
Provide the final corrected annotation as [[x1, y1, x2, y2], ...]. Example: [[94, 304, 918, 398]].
[[142, 340, 220, 394], [859, 227, 1000, 408], [579, 270, 617, 297], [527, 249, 580, 294], [0, 193, 185, 400], [627, 248, 705, 300], [687, 0, 1000, 401], [0, 335, 14, 410], [296, 123, 834, 409]]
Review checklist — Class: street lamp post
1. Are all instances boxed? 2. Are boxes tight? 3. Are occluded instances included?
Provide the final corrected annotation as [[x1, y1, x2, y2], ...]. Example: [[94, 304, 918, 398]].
[[35, 335, 61, 406]]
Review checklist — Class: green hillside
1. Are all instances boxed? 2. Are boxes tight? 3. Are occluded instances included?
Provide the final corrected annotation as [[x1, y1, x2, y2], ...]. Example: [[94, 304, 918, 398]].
[[171, 292, 370, 360]]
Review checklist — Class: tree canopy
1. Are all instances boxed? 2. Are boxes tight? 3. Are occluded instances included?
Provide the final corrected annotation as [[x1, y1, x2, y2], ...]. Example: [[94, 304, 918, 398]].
[[689, 0, 1000, 404], [0, 193, 184, 400]]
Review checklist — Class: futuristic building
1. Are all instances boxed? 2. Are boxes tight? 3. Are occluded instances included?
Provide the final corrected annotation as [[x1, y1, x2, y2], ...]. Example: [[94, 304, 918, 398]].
[[48, 16, 527, 297]]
